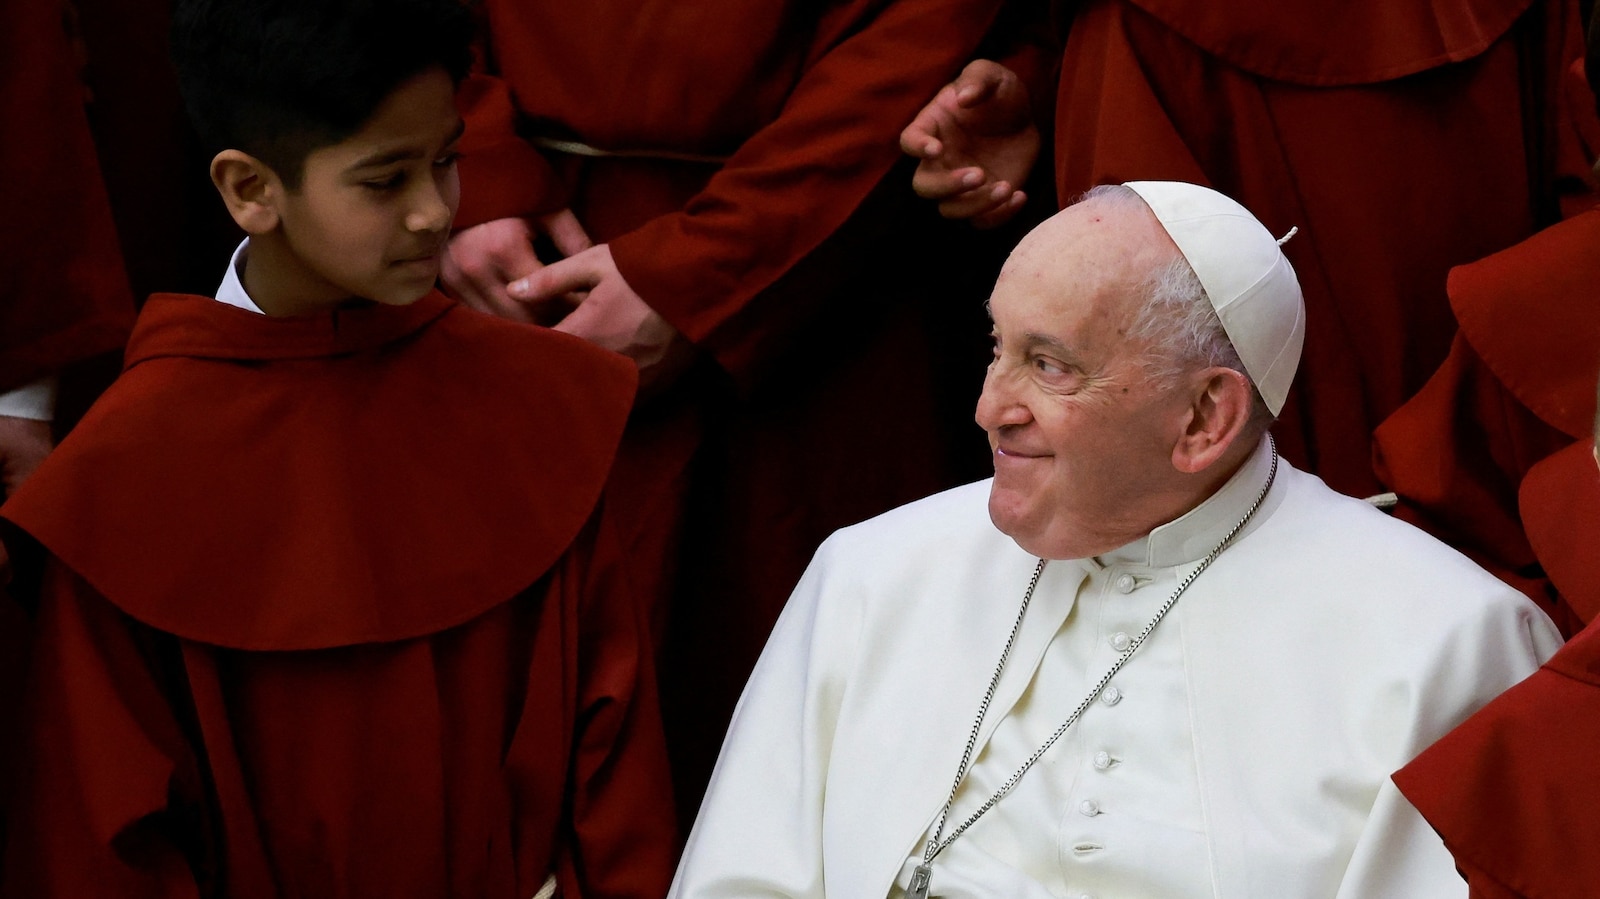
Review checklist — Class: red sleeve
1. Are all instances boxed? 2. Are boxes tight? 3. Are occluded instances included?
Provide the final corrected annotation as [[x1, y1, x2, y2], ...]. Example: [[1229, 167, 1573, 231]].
[[0, 0, 135, 393], [605, 0, 1004, 372], [560, 507, 677, 899], [1, 565, 203, 898]]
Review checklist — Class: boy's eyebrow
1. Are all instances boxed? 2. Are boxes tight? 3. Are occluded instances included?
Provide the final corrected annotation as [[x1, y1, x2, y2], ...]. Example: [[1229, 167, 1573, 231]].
[[349, 118, 467, 170]]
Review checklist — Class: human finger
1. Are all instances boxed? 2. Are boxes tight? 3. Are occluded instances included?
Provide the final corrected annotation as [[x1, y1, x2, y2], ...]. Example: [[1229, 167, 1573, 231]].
[[912, 164, 986, 201], [540, 208, 593, 258], [899, 105, 947, 159], [952, 59, 1008, 107], [969, 190, 1028, 230], [510, 250, 601, 302], [935, 181, 1017, 221]]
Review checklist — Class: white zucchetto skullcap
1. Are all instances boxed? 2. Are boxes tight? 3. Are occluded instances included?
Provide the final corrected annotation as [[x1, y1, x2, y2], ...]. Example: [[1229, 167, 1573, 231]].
[[1123, 181, 1305, 416]]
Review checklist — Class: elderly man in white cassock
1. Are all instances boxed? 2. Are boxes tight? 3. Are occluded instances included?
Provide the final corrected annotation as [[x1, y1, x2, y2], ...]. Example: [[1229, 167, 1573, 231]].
[[668, 182, 1562, 899]]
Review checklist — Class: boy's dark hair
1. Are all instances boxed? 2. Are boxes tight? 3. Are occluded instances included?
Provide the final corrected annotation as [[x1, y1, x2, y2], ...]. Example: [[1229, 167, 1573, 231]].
[[171, 0, 474, 189]]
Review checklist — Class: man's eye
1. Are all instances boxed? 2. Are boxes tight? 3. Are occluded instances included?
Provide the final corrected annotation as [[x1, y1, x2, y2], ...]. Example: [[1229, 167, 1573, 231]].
[[1033, 356, 1066, 375]]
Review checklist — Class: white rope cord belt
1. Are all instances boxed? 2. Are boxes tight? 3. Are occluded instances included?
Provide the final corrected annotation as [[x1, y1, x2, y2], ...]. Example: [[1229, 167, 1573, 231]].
[[529, 136, 729, 165]]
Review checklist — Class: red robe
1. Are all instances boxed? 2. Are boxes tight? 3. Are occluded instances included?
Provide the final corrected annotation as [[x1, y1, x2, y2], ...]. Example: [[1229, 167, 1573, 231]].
[[1050, 0, 1597, 497], [456, 0, 1009, 812], [1394, 586, 1600, 898], [0, 0, 135, 394], [0, 294, 675, 898], [1374, 208, 1600, 636]]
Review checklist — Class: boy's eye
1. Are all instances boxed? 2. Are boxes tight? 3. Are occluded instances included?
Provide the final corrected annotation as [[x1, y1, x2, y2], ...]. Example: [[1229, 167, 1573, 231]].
[[362, 173, 405, 191], [434, 150, 462, 168]]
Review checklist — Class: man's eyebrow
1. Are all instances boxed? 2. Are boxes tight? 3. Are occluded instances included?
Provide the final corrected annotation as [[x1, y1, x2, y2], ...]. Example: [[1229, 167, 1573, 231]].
[[349, 118, 466, 170], [1020, 330, 1074, 356]]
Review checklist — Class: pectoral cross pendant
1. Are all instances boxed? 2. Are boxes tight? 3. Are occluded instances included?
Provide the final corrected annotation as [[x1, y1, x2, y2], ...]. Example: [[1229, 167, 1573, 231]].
[[908, 863, 933, 899]]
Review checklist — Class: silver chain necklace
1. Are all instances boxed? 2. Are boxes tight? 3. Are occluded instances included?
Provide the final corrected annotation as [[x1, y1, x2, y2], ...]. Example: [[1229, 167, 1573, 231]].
[[908, 440, 1279, 899]]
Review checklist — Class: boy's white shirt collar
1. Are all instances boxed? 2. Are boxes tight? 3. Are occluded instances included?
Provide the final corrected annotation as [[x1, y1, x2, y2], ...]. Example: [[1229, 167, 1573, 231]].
[[0, 239, 261, 423], [0, 377, 58, 421], [215, 238, 266, 315]]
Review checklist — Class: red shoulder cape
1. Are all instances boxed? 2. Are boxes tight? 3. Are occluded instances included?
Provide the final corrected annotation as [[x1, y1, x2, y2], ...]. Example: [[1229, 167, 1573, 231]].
[[1395, 618, 1600, 897], [1450, 208, 1600, 441], [1125, 0, 1534, 85], [0, 292, 636, 650], [1521, 440, 1600, 623]]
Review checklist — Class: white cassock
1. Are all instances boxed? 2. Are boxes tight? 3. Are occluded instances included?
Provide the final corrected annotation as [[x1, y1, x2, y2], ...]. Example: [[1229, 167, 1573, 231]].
[[668, 438, 1562, 899]]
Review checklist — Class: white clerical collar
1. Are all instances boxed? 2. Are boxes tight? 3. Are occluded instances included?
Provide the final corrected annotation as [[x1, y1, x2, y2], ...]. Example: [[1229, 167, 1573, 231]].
[[1092, 436, 1278, 570], [214, 238, 267, 315]]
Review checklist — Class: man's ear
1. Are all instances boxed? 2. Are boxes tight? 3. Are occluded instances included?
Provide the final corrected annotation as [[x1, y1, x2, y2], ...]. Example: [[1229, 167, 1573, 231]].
[[210, 150, 282, 235], [1171, 366, 1253, 474]]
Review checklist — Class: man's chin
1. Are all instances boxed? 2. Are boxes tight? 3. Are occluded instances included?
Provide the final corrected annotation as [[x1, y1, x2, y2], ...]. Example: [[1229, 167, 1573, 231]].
[[986, 489, 1034, 543]]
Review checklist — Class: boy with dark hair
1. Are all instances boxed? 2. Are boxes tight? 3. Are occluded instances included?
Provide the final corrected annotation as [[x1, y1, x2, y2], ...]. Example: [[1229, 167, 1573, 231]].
[[0, 1, 675, 896]]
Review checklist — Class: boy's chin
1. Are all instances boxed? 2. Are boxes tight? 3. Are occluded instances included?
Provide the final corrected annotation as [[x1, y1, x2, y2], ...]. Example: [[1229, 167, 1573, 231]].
[[370, 282, 437, 307]]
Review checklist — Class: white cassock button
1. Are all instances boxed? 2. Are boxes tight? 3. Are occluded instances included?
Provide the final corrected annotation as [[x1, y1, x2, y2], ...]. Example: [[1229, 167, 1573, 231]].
[[1100, 685, 1122, 706], [1109, 632, 1132, 652], [1114, 573, 1137, 593], [1078, 799, 1101, 817], [1093, 751, 1114, 770]]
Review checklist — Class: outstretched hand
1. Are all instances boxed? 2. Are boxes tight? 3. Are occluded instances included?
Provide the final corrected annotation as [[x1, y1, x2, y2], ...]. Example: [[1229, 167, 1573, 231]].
[[900, 59, 1040, 229], [442, 209, 593, 323], [510, 244, 695, 391]]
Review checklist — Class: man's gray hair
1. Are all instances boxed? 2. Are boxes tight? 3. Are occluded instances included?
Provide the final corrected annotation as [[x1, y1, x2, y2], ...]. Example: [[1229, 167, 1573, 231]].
[[1080, 184, 1275, 427]]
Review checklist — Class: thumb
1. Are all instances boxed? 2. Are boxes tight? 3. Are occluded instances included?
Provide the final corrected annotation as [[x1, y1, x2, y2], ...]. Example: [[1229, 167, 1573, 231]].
[[510, 248, 600, 301], [551, 291, 609, 342]]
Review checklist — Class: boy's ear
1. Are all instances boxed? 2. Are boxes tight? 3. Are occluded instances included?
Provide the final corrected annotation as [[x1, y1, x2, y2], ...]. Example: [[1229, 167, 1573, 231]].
[[210, 150, 282, 234]]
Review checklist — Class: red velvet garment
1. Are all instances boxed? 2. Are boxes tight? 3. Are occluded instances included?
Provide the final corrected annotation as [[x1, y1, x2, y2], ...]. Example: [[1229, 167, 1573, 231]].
[[1051, 0, 1597, 497], [0, 294, 676, 898], [0, 0, 135, 392], [454, 0, 1008, 816], [1374, 208, 1600, 635], [1394, 607, 1600, 898]]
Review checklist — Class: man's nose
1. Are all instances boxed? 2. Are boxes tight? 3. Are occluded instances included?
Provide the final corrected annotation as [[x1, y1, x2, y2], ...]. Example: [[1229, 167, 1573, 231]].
[[975, 365, 1030, 431]]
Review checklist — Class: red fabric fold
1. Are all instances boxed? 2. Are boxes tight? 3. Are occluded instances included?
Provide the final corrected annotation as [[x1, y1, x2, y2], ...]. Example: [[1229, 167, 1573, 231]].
[[1127, 0, 1534, 85], [0, 0, 135, 391], [1394, 622, 1600, 898], [2, 293, 636, 650], [1449, 209, 1600, 441], [1520, 440, 1600, 624]]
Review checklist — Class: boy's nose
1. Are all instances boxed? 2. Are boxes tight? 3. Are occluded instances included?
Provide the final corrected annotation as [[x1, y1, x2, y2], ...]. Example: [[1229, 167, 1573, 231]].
[[406, 197, 451, 234], [406, 180, 454, 234]]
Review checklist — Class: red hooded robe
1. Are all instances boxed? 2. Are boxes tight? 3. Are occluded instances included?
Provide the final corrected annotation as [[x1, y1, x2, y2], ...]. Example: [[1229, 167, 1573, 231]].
[[1, 293, 675, 898]]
